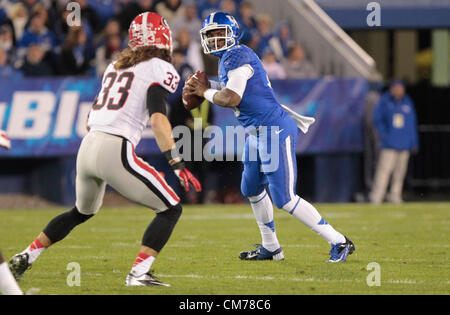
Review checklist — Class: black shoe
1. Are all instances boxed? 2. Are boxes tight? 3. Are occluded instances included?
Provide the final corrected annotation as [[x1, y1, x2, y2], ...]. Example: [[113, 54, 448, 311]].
[[239, 244, 285, 261], [9, 253, 31, 281]]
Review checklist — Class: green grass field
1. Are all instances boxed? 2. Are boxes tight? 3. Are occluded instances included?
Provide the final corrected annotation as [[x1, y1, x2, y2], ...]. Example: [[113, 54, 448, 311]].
[[1, 203, 449, 295]]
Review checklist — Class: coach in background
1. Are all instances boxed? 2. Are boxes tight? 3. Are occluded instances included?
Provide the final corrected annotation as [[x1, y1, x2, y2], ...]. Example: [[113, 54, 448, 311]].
[[370, 80, 419, 204]]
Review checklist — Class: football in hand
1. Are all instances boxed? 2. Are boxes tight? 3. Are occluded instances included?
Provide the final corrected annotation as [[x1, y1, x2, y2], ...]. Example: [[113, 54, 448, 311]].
[[182, 71, 210, 110]]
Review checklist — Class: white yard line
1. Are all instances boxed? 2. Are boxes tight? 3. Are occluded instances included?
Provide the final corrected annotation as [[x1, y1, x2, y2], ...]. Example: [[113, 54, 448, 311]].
[[180, 212, 358, 220], [156, 273, 425, 285]]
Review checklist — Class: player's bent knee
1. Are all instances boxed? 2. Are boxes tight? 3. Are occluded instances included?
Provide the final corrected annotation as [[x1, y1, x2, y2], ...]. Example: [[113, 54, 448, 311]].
[[269, 195, 286, 210], [75, 208, 95, 223], [141, 203, 182, 252], [76, 202, 102, 216], [159, 203, 182, 223], [241, 183, 264, 199]]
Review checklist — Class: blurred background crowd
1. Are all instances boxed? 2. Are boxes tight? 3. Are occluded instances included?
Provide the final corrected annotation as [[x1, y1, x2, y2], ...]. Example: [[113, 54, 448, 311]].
[[0, 0, 318, 79]]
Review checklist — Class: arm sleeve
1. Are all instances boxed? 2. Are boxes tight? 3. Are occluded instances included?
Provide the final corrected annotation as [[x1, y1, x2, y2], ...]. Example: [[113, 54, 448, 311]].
[[226, 65, 254, 98], [147, 84, 170, 116], [209, 80, 225, 90]]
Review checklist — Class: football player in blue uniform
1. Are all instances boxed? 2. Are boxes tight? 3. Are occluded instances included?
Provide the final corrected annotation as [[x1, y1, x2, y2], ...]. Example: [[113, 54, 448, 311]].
[[184, 12, 355, 262]]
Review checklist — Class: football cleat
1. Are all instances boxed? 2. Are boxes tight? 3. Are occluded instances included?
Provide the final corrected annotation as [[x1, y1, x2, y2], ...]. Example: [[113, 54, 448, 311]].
[[125, 271, 170, 287], [327, 236, 355, 263], [239, 244, 285, 261], [9, 253, 31, 281]]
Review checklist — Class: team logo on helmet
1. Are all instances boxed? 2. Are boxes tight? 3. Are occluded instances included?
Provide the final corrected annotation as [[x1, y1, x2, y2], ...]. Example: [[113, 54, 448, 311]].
[[200, 12, 241, 56], [128, 12, 172, 52]]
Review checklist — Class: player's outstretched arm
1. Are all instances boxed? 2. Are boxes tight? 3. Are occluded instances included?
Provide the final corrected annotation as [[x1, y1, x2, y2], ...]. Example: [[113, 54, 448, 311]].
[[147, 86, 201, 192], [150, 112, 175, 152]]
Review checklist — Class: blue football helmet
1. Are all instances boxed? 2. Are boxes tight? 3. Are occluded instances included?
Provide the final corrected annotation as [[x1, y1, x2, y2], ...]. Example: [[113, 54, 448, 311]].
[[200, 12, 241, 57]]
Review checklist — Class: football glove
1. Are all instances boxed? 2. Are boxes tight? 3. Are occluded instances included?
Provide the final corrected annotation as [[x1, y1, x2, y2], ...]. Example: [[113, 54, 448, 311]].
[[163, 149, 202, 192]]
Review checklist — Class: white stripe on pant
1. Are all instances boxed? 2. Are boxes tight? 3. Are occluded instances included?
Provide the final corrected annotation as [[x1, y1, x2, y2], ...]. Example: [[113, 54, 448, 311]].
[[75, 131, 179, 215]]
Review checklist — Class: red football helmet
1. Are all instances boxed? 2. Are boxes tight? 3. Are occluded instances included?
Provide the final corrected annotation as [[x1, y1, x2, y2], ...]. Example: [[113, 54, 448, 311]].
[[128, 12, 172, 52]]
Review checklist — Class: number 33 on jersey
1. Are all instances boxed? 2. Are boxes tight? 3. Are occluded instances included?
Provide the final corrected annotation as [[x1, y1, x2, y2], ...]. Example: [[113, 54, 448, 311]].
[[88, 58, 180, 146]]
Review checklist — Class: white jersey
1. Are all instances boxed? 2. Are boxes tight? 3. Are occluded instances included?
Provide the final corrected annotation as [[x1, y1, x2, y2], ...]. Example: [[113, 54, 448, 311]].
[[88, 57, 180, 146]]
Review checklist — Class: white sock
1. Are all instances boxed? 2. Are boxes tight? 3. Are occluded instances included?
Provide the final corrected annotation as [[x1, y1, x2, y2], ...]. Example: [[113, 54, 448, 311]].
[[248, 190, 281, 252], [287, 197, 346, 245], [22, 238, 46, 264], [130, 253, 156, 277], [0, 262, 23, 295]]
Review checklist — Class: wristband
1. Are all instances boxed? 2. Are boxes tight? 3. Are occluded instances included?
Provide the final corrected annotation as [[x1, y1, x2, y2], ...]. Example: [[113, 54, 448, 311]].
[[163, 147, 185, 169], [203, 89, 219, 103]]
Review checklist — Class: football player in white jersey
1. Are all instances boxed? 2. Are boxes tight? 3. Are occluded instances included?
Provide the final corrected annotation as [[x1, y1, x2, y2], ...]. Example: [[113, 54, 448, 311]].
[[0, 139, 23, 294], [9, 12, 201, 287], [0, 250, 23, 295]]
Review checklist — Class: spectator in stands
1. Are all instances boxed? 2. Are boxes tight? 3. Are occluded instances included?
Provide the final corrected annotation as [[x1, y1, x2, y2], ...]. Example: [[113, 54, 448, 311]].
[[74, 0, 102, 34], [172, 47, 194, 81], [16, 8, 57, 62], [95, 33, 122, 77], [252, 14, 274, 58], [20, 44, 53, 76], [94, 18, 124, 76], [171, 0, 202, 43], [174, 28, 204, 72], [220, 0, 240, 19], [94, 18, 123, 48], [116, 0, 155, 32], [0, 47, 22, 79], [282, 44, 318, 78], [57, 25, 92, 76], [155, 0, 185, 25], [103, 18, 122, 38], [5, 2, 28, 42], [237, 1, 257, 45], [89, 0, 117, 24], [115, 0, 135, 15], [370, 80, 419, 204], [261, 49, 286, 79], [0, 24, 14, 59], [0, 7, 6, 25], [270, 21, 294, 60], [197, 0, 221, 20], [20, 0, 41, 15], [52, 4, 69, 41]]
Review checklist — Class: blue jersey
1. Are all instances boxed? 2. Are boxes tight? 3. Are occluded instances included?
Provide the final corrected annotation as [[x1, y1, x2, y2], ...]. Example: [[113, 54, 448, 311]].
[[218, 44, 289, 128]]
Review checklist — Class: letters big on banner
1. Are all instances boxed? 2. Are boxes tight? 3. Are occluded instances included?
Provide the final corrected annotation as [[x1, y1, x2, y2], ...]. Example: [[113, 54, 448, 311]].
[[0, 78, 369, 157]]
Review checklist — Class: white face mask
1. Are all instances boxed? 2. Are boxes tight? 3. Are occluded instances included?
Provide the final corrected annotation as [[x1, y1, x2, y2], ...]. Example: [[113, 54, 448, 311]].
[[200, 25, 236, 54]]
